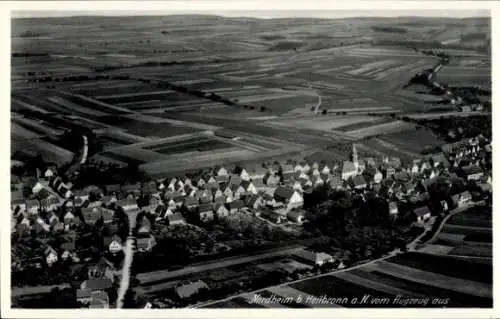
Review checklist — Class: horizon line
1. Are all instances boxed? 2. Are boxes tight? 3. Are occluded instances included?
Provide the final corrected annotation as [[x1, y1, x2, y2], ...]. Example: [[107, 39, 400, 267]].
[[11, 10, 491, 19]]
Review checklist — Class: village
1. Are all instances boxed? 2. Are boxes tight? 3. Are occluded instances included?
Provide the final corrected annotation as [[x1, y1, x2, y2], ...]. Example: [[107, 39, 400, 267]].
[[10, 126, 492, 308]]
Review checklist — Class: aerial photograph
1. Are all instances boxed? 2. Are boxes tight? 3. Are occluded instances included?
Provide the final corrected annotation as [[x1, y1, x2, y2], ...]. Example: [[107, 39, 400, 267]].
[[9, 8, 492, 310]]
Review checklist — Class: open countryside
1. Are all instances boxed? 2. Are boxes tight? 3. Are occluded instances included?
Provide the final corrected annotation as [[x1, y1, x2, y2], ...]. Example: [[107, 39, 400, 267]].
[[10, 11, 492, 311]]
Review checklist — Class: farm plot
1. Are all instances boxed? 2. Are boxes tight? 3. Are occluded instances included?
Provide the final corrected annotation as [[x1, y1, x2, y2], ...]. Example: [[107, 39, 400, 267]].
[[448, 243, 492, 258], [345, 121, 416, 139], [267, 116, 382, 132], [385, 252, 492, 285], [446, 209, 492, 228], [349, 268, 491, 307], [289, 275, 394, 308], [144, 136, 234, 155], [102, 117, 202, 138], [378, 128, 445, 154], [46, 96, 108, 116], [250, 95, 319, 114], [334, 117, 394, 132], [346, 59, 400, 76], [365, 260, 491, 299], [95, 90, 197, 105]]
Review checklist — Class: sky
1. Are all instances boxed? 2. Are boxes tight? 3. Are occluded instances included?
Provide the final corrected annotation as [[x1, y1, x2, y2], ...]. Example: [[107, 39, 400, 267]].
[[12, 9, 490, 19]]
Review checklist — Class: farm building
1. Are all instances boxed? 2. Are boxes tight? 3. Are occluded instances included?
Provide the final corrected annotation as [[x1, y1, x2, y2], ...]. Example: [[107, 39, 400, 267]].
[[411, 206, 432, 224], [136, 236, 156, 252], [274, 186, 303, 210], [350, 175, 367, 190], [214, 203, 229, 219], [460, 165, 484, 181], [287, 210, 305, 224], [103, 235, 122, 254], [175, 280, 209, 299], [198, 203, 214, 222], [117, 198, 138, 212], [168, 213, 186, 226], [451, 191, 472, 208], [293, 249, 334, 266]]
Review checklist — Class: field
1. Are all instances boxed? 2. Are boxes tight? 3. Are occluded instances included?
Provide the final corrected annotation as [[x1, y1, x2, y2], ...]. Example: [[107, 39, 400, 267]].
[[204, 251, 492, 308], [428, 204, 492, 258], [11, 15, 490, 181]]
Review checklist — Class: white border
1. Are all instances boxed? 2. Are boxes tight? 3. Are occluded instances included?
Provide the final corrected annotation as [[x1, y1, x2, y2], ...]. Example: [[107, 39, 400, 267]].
[[2, 1, 498, 319]]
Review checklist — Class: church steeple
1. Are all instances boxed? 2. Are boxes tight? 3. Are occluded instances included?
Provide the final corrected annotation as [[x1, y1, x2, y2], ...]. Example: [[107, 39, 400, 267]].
[[351, 143, 358, 170]]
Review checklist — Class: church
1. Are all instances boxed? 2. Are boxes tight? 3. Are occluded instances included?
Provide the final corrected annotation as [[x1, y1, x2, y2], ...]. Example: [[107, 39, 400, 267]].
[[341, 144, 361, 180]]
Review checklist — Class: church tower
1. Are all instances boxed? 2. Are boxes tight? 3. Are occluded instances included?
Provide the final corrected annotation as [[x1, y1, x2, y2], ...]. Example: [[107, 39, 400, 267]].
[[351, 143, 358, 171]]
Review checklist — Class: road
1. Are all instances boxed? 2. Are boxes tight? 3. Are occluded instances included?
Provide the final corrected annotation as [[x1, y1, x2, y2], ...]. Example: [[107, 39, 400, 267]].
[[116, 211, 138, 308], [136, 245, 306, 284], [116, 235, 135, 308], [417, 200, 485, 249], [80, 135, 88, 164]]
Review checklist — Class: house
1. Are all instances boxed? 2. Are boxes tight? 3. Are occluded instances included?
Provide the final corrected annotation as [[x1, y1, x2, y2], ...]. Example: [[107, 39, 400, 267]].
[[227, 200, 245, 214], [479, 183, 492, 194], [76, 289, 92, 304], [105, 184, 121, 195], [81, 278, 113, 292], [63, 211, 77, 225], [282, 163, 294, 174], [388, 202, 398, 217], [89, 291, 109, 309], [25, 199, 40, 216], [251, 177, 265, 189], [412, 206, 431, 223], [216, 166, 228, 176], [245, 195, 262, 210], [183, 196, 199, 210], [287, 210, 305, 224], [214, 203, 229, 219], [247, 165, 268, 180], [44, 246, 58, 266], [240, 180, 258, 195], [319, 163, 331, 175], [60, 241, 76, 260], [350, 175, 367, 190], [88, 259, 115, 281], [274, 186, 303, 210], [194, 177, 206, 188], [168, 213, 186, 226], [460, 165, 484, 181], [103, 235, 122, 254], [198, 203, 214, 222], [136, 296, 153, 309], [231, 184, 245, 199], [122, 183, 142, 195], [261, 210, 287, 223], [136, 236, 156, 252], [175, 280, 209, 299], [234, 167, 250, 181], [341, 161, 357, 181], [373, 170, 383, 184], [382, 165, 396, 178], [51, 220, 64, 233], [452, 191, 472, 208], [33, 221, 50, 238], [329, 176, 343, 190], [264, 173, 280, 187], [311, 175, 324, 188], [82, 207, 114, 225], [40, 195, 60, 212], [293, 249, 334, 266], [116, 198, 138, 212]]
